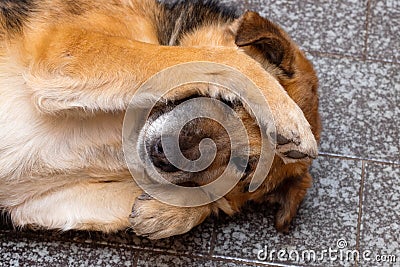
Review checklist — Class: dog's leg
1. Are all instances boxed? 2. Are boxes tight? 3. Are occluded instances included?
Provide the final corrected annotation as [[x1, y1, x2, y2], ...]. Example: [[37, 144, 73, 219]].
[[24, 27, 292, 114], [129, 193, 216, 239], [23, 28, 271, 114], [22, 27, 317, 161], [266, 172, 312, 233], [8, 175, 140, 232], [6, 170, 214, 238]]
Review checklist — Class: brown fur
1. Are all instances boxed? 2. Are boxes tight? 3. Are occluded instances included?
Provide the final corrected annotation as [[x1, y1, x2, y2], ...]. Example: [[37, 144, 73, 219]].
[[0, 0, 320, 238]]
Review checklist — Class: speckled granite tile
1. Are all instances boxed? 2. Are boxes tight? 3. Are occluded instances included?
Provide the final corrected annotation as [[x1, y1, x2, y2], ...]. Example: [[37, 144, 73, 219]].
[[219, 0, 247, 12], [137, 253, 210, 267], [0, 233, 136, 267], [222, 0, 368, 56], [367, 0, 400, 62], [359, 163, 400, 267], [136, 252, 279, 267], [310, 55, 400, 163], [213, 157, 361, 266], [0, 217, 213, 256]]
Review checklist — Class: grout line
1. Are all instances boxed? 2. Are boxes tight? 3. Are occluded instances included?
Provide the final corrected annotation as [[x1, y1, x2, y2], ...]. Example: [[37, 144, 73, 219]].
[[363, 58, 400, 64], [306, 50, 364, 61], [3, 231, 141, 265], [208, 219, 217, 256], [133, 250, 140, 267], [244, 0, 250, 9], [355, 160, 367, 267], [209, 254, 304, 267], [125, 247, 297, 267], [115, 238, 304, 267], [362, 0, 372, 60], [0, 230, 9, 235], [306, 50, 400, 65], [318, 152, 400, 166]]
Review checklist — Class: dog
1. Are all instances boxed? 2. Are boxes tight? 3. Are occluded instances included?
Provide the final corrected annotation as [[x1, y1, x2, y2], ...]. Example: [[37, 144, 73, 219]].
[[0, 0, 320, 239]]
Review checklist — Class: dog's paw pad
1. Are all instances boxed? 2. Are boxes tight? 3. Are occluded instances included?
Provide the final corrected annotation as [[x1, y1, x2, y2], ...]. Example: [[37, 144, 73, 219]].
[[271, 122, 318, 163], [274, 133, 300, 146], [284, 150, 310, 159]]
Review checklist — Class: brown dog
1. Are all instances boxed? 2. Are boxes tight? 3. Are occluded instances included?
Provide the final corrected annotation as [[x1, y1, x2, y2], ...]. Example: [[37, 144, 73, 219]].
[[0, 0, 320, 239]]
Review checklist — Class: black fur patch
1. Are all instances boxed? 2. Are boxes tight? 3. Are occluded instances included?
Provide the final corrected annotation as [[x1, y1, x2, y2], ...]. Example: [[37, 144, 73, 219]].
[[156, 0, 239, 45], [0, 0, 36, 34]]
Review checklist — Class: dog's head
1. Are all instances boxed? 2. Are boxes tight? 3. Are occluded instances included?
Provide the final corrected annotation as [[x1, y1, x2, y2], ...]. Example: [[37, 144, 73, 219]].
[[131, 11, 319, 194], [135, 83, 263, 187]]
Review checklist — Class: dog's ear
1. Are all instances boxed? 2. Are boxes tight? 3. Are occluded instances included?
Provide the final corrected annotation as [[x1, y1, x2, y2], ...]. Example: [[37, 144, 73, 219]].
[[235, 11, 295, 77]]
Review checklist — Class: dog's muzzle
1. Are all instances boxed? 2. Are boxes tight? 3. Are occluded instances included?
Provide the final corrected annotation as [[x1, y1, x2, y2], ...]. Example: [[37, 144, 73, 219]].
[[149, 137, 179, 173], [139, 95, 246, 186]]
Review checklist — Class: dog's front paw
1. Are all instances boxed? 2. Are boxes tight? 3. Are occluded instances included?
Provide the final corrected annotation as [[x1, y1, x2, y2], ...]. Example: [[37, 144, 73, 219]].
[[271, 105, 318, 164], [129, 193, 211, 239]]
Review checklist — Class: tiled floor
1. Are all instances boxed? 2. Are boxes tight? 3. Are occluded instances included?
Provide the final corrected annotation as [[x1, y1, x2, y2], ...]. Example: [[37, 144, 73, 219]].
[[1, 0, 399, 266]]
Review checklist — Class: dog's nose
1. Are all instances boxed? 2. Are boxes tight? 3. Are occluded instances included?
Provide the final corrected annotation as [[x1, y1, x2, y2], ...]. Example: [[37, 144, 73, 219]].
[[149, 139, 179, 172]]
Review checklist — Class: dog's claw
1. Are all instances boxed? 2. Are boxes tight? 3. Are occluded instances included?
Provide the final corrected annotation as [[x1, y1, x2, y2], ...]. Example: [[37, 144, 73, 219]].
[[276, 133, 291, 145], [130, 209, 139, 218], [137, 193, 153, 200]]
